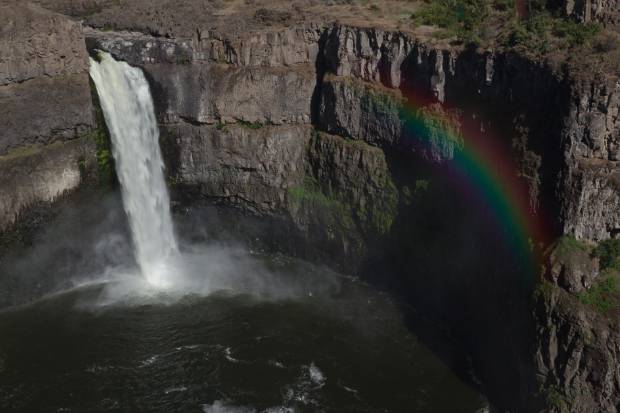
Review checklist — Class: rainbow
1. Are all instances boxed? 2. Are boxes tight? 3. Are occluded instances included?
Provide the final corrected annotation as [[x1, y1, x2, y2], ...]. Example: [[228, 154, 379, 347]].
[[395, 90, 551, 277]]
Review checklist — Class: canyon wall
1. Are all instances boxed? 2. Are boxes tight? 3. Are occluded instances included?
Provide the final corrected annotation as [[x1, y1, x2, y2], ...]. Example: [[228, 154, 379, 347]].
[[556, 0, 620, 24], [0, 2, 96, 232], [2, 1, 620, 411]]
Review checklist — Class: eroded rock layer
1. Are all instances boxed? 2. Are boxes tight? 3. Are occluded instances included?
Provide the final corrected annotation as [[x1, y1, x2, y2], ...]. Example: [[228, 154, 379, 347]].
[[2, 1, 620, 412]]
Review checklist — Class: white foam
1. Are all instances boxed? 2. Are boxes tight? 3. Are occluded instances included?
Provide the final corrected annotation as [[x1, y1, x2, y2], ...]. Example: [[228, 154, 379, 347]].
[[308, 363, 326, 387], [268, 360, 285, 368], [202, 401, 256, 413], [164, 386, 188, 394], [139, 355, 160, 368], [224, 347, 241, 363]]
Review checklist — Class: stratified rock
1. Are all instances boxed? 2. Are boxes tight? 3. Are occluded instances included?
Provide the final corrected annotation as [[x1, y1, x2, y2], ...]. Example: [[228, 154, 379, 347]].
[[0, 139, 95, 231], [162, 123, 311, 214], [534, 284, 620, 412], [0, 1, 89, 85], [0, 1, 94, 229], [546, 239, 600, 293]]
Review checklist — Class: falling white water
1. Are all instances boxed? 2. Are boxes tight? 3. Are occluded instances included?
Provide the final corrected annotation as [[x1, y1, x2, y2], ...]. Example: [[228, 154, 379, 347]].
[[89, 51, 178, 288]]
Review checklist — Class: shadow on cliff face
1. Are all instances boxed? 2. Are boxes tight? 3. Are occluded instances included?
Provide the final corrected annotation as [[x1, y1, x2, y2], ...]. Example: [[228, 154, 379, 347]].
[[357, 148, 544, 411]]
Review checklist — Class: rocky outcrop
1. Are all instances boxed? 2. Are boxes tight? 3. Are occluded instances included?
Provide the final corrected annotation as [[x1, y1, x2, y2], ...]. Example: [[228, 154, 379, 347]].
[[0, 2, 88, 85], [85, 28, 317, 125], [0, 2, 93, 154], [534, 283, 620, 412], [555, 0, 620, 25], [289, 131, 398, 270], [1, 2, 619, 412], [0, 1, 95, 231], [546, 238, 600, 293], [319, 74, 404, 148], [162, 123, 311, 213], [0, 140, 95, 232], [563, 78, 620, 240], [0, 75, 93, 155]]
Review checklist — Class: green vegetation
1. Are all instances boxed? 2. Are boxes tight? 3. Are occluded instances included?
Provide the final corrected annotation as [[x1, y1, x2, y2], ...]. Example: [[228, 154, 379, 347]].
[[577, 269, 620, 313], [0, 143, 47, 162], [567, 237, 620, 314], [176, 55, 192, 65], [236, 119, 264, 129], [593, 239, 620, 271], [402, 179, 430, 206], [554, 19, 601, 47], [547, 237, 620, 314], [546, 385, 570, 411], [506, 11, 601, 53], [215, 121, 228, 131], [367, 178, 399, 237], [77, 157, 87, 178], [412, 0, 490, 44], [593, 33, 620, 53], [553, 235, 591, 260], [415, 179, 429, 193], [89, 79, 115, 187], [410, 0, 603, 52], [288, 170, 398, 238], [288, 177, 355, 231]]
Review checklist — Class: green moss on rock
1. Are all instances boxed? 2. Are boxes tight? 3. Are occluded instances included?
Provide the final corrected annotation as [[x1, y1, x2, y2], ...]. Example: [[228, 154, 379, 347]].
[[287, 177, 355, 231], [593, 239, 620, 271], [88, 78, 115, 187], [546, 385, 570, 411], [577, 269, 620, 314], [553, 235, 591, 260]]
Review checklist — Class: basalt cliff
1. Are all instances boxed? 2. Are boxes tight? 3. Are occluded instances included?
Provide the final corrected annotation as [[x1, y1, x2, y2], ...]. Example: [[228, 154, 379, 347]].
[[1, 1, 620, 411]]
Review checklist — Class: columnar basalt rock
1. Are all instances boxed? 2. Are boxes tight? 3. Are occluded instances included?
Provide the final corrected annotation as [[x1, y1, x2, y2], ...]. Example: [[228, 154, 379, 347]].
[[534, 284, 620, 413], [1, 2, 620, 411], [555, 0, 620, 25], [162, 124, 312, 214]]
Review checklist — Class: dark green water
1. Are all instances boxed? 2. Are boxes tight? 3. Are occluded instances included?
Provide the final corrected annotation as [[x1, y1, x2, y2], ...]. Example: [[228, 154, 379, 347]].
[[0, 255, 486, 412]]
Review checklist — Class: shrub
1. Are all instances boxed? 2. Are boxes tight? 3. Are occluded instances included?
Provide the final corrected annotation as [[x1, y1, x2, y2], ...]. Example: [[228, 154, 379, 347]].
[[412, 0, 490, 44], [236, 119, 264, 129], [506, 11, 552, 53], [546, 385, 569, 411], [507, 9, 601, 53], [553, 236, 590, 260], [593, 33, 620, 53], [577, 270, 620, 313], [593, 239, 620, 271], [493, 0, 514, 11], [554, 20, 601, 47]]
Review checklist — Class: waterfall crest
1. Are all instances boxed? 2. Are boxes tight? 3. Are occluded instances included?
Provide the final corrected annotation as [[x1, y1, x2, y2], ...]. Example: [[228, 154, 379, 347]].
[[89, 51, 178, 288]]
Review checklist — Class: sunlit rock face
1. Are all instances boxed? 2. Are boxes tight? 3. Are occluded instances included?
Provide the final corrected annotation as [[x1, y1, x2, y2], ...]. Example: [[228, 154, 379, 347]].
[[0, 1, 93, 154], [0, 1, 94, 231], [0, 140, 93, 232]]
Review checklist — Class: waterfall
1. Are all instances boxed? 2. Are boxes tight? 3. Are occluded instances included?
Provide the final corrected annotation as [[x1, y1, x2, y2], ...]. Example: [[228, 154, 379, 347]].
[[89, 51, 178, 288]]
